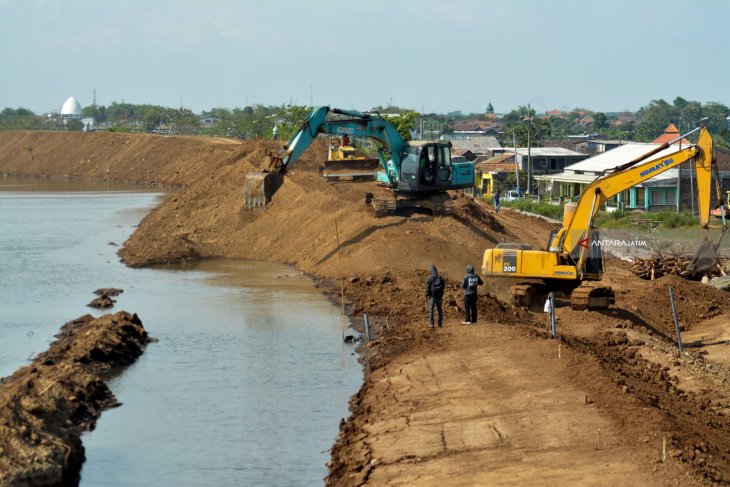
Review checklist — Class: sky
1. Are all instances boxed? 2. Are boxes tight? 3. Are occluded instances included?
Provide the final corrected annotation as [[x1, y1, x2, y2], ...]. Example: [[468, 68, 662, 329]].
[[1, 0, 728, 115]]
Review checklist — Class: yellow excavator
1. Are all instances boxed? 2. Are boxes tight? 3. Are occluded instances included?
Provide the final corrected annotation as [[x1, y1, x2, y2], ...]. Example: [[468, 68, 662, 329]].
[[482, 126, 726, 310]]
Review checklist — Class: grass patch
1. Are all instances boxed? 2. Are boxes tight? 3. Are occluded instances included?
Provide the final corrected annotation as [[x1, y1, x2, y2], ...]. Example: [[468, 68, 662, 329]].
[[483, 197, 701, 229], [499, 199, 565, 220], [594, 210, 699, 229]]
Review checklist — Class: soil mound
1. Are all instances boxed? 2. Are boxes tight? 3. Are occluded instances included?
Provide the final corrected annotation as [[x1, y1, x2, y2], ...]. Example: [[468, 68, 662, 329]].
[[0, 312, 151, 487]]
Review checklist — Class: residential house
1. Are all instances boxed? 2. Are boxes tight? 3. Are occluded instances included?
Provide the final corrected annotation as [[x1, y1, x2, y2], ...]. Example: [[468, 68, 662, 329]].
[[199, 115, 221, 129], [653, 123, 689, 146], [492, 147, 588, 175], [449, 135, 502, 157], [575, 139, 631, 155], [538, 143, 687, 210], [475, 153, 518, 196]]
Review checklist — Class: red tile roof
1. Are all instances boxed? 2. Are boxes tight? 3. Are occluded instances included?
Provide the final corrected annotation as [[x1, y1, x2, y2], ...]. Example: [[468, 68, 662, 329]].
[[653, 123, 689, 145]]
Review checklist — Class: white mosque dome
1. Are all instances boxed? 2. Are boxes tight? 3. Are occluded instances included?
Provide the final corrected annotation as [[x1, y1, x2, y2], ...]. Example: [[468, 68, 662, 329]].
[[61, 97, 82, 116]]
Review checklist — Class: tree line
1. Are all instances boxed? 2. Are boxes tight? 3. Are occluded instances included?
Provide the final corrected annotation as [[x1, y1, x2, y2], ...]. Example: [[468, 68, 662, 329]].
[[1, 97, 727, 149], [499, 97, 729, 149]]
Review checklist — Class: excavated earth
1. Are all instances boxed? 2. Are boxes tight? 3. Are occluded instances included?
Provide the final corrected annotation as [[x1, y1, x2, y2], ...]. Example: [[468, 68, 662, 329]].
[[2, 131, 729, 486], [0, 312, 150, 487]]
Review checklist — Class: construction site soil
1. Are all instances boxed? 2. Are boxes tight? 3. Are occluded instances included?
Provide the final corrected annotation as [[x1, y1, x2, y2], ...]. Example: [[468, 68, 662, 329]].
[[1, 131, 729, 486]]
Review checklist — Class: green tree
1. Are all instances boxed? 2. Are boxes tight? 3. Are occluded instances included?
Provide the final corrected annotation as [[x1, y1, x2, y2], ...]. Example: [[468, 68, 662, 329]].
[[169, 108, 200, 135], [65, 119, 84, 131], [141, 106, 168, 132], [386, 111, 419, 142], [594, 112, 608, 130], [276, 104, 312, 140], [0, 107, 43, 130]]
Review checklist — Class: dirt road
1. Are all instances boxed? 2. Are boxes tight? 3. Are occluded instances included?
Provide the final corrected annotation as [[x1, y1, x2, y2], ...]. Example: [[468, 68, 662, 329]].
[[334, 325, 673, 486], [2, 131, 728, 485]]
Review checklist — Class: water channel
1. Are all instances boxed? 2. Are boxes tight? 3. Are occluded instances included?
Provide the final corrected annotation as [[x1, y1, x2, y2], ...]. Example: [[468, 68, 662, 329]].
[[0, 176, 362, 486]]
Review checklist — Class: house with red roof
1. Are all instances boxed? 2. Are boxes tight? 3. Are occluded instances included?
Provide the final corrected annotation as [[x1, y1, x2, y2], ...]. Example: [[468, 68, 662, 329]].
[[652, 123, 690, 146]]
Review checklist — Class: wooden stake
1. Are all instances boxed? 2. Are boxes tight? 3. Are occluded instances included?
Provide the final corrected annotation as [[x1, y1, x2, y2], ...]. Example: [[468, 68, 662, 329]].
[[334, 217, 346, 338], [597, 429, 602, 450], [662, 436, 667, 462], [558, 343, 562, 359]]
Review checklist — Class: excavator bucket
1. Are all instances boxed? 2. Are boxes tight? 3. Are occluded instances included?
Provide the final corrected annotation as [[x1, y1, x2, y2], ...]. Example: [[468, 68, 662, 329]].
[[243, 172, 283, 209], [686, 238, 721, 274]]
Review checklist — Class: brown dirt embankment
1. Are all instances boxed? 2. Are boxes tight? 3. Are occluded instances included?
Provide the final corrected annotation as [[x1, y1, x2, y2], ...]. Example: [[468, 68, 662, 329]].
[[0, 312, 151, 487], [0, 130, 250, 187], [2, 131, 729, 485]]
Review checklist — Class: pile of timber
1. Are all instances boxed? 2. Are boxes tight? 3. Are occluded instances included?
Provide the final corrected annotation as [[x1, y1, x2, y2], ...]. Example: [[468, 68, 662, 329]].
[[629, 257, 726, 280]]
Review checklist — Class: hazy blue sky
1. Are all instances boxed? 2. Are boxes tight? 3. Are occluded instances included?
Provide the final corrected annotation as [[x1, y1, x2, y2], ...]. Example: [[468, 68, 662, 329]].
[[1, 0, 728, 115]]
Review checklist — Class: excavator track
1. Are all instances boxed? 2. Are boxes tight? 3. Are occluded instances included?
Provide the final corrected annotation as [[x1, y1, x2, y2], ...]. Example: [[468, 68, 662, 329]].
[[365, 191, 453, 218], [428, 192, 454, 216], [509, 283, 547, 308], [365, 192, 397, 217], [570, 285, 615, 311]]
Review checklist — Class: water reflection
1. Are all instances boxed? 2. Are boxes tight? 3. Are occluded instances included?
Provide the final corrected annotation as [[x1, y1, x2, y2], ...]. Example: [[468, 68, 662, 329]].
[[0, 176, 361, 486]]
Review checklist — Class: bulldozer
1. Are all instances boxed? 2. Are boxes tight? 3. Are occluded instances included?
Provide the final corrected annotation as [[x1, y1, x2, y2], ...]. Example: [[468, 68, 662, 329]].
[[482, 126, 726, 311], [321, 136, 380, 181], [243, 106, 475, 216]]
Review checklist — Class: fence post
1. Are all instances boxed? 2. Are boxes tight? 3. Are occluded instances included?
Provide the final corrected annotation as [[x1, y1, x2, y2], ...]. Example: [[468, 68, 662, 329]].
[[549, 292, 557, 339], [364, 313, 372, 341], [668, 287, 683, 352]]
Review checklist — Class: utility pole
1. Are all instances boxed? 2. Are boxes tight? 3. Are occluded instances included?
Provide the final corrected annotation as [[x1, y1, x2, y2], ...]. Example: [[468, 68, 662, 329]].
[[527, 104, 532, 195], [676, 116, 681, 213], [513, 130, 520, 196]]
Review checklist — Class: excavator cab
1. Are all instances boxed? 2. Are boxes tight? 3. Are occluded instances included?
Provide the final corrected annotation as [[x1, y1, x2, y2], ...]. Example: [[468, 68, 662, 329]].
[[397, 141, 474, 193]]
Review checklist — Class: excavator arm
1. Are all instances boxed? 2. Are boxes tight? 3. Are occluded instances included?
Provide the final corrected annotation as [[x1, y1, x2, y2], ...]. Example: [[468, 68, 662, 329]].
[[243, 106, 405, 208], [551, 127, 724, 273]]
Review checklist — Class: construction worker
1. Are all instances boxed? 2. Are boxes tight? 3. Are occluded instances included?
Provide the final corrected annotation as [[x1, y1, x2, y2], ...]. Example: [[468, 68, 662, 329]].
[[494, 189, 501, 213], [424, 264, 445, 329], [461, 264, 483, 324]]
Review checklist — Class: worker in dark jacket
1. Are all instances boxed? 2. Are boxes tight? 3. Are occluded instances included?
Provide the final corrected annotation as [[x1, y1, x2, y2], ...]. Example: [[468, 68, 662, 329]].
[[424, 264, 445, 329], [461, 264, 484, 324]]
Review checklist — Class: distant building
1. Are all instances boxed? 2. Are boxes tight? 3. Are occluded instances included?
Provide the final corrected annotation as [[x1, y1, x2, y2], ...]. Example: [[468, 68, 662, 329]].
[[199, 115, 221, 129], [60, 97, 82, 124], [492, 147, 588, 175], [538, 144, 681, 210], [81, 117, 96, 131], [449, 136, 501, 156], [653, 123, 689, 146], [475, 153, 519, 196], [575, 139, 631, 155]]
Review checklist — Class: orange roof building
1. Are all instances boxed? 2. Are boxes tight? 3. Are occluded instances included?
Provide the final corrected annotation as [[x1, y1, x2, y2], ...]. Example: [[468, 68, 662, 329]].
[[653, 123, 690, 146]]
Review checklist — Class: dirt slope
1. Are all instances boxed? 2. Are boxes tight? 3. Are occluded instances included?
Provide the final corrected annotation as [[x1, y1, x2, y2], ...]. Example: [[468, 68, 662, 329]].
[[2, 131, 729, 486]]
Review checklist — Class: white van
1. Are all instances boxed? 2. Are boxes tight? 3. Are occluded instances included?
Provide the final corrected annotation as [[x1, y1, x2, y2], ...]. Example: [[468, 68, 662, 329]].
[[505, 190, 522, 202]]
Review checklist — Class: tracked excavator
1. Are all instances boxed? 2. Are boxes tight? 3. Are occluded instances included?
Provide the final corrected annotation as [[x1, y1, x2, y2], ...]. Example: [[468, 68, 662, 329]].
[[242, 106, 475, 216], [482, 126, 726, 310]]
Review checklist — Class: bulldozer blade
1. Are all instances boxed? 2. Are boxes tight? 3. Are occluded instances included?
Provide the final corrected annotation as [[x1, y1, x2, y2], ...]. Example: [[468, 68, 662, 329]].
[[686, 238, 720, 273], [243, 172, 283, 209]]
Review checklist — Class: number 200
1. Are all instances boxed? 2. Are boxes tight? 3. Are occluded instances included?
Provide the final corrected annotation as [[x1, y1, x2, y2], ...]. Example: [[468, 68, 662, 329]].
[[503, 265, 517, 272]]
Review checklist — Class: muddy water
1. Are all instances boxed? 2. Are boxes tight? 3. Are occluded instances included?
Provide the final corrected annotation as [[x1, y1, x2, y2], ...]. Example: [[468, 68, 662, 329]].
[[0, 176, 361, 486]]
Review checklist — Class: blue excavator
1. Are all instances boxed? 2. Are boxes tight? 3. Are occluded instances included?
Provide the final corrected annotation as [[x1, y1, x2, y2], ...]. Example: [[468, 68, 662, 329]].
[[242, 106, 475, 216]]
